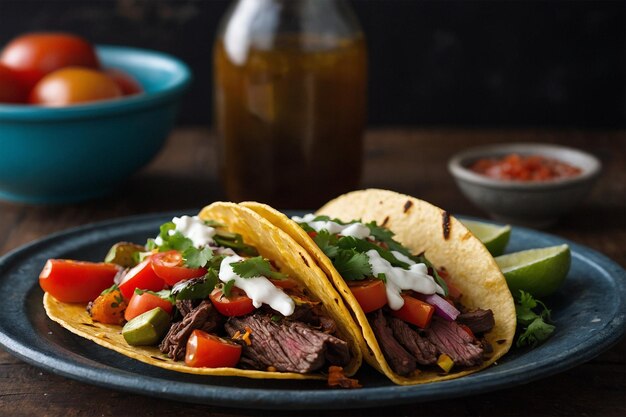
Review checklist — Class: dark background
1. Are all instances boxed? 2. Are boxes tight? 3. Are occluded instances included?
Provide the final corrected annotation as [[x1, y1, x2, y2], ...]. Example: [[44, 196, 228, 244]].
[[0, 0, 624, 128]]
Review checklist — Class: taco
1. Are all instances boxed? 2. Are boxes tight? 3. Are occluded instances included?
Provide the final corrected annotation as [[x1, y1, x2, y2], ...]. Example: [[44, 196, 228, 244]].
[[42, 202, 362, 382], [243, 189, 516, 385]]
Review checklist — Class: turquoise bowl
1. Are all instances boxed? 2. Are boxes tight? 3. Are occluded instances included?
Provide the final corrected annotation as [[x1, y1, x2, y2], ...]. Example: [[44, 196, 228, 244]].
[[0, 45, 192, 204]]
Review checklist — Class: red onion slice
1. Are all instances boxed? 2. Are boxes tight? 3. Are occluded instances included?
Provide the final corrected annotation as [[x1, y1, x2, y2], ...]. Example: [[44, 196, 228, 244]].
[[415, 293, 460, 321]]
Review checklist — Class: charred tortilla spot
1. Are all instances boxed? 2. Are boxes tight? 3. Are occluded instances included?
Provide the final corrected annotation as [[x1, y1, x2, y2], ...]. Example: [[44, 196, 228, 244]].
[[442, 211, 451, 240], [150, 355, 167, 361], [382, 216, 390, 227], [496, 339, 507, 345], [299, 253, 310, 267], [379, 200, 383, 205], [81, 323, 97, 327], [461, 232, 472, 241], [403, 200, 413, 213], [334, 298, 339, 304]]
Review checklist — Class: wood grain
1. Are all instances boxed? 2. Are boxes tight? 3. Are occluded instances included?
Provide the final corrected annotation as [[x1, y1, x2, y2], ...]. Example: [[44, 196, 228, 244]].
[[0, 128, 624, 417]]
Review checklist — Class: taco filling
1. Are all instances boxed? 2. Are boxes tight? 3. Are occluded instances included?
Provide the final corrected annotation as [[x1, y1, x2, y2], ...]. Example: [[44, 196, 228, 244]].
[[41, 206, 361, 382], [289, 213, 495, 376]]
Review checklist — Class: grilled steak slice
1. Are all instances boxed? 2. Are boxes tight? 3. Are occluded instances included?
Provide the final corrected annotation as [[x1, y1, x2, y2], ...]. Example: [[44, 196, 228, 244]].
[[457, 309, 495, 334], [225, 314, 350, 373], [369, 310, 416, 376], [159, 300, 220, 360], [175, 299, 195, 317], [388, 317, 437, 365], [425, 317, 484, 367]]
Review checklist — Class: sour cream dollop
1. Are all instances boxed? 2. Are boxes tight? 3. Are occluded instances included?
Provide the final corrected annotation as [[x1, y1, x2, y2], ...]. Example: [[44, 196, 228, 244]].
[[367, 250, 444, 310], [154, 216, 216, 248], [218, 255, 295, 316], [292, 213, 371, 239]]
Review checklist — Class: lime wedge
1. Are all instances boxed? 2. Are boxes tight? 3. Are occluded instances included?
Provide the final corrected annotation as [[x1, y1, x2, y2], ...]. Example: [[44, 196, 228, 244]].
[[462, 220, 511, 256], [495, 244, 571, 298]]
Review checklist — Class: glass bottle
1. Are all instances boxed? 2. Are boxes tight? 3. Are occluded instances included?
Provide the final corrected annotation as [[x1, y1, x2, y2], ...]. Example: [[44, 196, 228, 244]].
[[214, 0, 367, 208]]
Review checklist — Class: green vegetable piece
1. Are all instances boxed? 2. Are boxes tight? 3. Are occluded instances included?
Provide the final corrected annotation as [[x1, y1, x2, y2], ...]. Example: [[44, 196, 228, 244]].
[[104, 242, 145, 268], [515, 290, 556, 348], [122, 307, 171, 346], [172, 271, 218, 301], [230, 256, 285, 279]]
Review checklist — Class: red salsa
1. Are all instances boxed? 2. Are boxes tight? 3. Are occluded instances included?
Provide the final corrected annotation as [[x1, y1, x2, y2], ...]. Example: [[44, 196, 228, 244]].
[[470, 153, 582, 181]]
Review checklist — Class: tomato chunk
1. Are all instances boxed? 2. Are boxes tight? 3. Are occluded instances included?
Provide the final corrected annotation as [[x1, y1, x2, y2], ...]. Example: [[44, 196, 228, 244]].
[[118, 259, 165, 300], [209, 287, 255, 317], [185, 329, 242, 368], [391, 294, 435, 328], [124, 291, 174, 321], [151, 250, 207, 286], [39, 259, 120, 303], [348, 279, 387, 313]]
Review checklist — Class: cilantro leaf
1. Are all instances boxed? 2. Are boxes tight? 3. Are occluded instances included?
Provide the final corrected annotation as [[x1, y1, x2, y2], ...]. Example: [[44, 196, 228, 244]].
[[100, 284, 119, 295], [183, 246, 214, 268], [337, 236, 409, 269], [515, 291, 556, 348], [313, 230, 339, 258], [231, 256, 285, 279], [134, 288, 175, 304], [333, 250, 372, 280], [222, 279, 236, 297], [171, 271, 218, 300]]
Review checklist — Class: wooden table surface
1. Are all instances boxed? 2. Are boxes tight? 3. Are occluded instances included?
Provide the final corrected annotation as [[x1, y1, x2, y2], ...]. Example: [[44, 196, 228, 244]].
[[0, 128, 624, 417]]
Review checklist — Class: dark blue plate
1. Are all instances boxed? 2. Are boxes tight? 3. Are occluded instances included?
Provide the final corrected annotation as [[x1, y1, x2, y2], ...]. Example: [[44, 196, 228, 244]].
[[0, 212, 624, 410]]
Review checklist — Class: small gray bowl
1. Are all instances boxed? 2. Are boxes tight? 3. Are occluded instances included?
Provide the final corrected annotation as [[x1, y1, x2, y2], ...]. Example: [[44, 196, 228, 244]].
[[448, 143, 602, 228]]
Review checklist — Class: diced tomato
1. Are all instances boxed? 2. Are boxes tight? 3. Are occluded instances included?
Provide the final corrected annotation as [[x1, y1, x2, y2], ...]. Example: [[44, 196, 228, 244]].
[[307, 231, 318, 238], [185, 329, 242, 368], [118, 259, 165, 300], [89, 288, 127, 325], [348, 279, 387, 313], [124, 291, 173, 321], [391, 294, 435, 328], [39, 259, 121, 303], [209, 287, 255, 317], [150, 250, 207, 286]]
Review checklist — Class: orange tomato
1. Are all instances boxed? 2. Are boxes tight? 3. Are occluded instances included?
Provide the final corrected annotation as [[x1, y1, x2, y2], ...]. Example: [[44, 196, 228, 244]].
[[348, 279, 388, 313], [29, 67, 122, 106], [391, 294, 434, 328]]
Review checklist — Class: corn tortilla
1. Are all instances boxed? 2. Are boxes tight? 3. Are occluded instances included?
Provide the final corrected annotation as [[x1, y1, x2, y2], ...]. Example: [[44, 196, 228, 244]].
[[44, 202, 362, 380], [243, 189, 516, 385]]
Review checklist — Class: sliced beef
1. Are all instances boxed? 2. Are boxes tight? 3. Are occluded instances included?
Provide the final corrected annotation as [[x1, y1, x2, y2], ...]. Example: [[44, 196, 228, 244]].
[[159, 300, 221, 360], [369, 310, 416, 376], [224, 314, 350, 373], [457, 309, 495, 334], [388, 317, 437, 365], [425, 317, 484, 367], [175, 299, 195, 317], [288, 303, 338, 334]]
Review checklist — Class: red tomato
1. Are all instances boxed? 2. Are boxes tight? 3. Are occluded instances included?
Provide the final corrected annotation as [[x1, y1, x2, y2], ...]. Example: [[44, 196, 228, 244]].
[[348, 279, 388, 313], [105, 68, 143, 95], [0, 63, 27, 103], [209, 287, 255, 317], [150, 250, 207, 286], [307, 231, 318, 238], [391, 294, 434, 328], [0, 32, 99, 91], [185, 329, 242, 368], [29, 67, 122, 106], [39, 259, 120, 303], [124, 291, 173, 321], [118, 259, 165, 300]]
